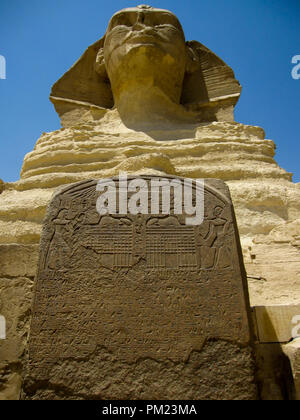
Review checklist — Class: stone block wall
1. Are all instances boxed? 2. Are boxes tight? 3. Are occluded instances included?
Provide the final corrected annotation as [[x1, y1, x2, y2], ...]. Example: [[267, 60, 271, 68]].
[[0, 245, 38, 400]]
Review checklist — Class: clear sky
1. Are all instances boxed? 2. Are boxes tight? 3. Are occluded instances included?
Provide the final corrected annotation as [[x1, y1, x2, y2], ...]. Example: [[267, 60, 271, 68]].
[[0, 0, 299, 182]]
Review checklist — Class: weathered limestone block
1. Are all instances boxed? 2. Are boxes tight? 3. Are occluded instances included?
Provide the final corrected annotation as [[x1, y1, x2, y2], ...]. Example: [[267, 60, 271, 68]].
[[19, 122, 291, 191], [0, 188, 52, 245], [0, 276, 34, 400], [244, 230, 300, 306], [0, 367, 22, 401], [1, 119, 298, 308], [253, 305, 300, 343], [0, 244, 39, 399], [282, 338, 300, 400], [0, 245, 39, 278], [0, 3, 299, 401], [254, 343, 295, 400], [23, 177, 257, 400], [50, 6, 241, 128]]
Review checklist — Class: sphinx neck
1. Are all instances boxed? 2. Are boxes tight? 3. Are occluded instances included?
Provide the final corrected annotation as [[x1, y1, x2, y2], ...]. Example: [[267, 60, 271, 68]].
[[114, 84, 197, 130]]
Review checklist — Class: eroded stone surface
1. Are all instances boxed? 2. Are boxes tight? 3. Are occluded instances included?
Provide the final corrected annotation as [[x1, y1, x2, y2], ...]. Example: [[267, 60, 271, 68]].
[[25, 341, 256, 400], [282, 338, 300, 400], [253, 305, 300, 343], [0, 4, 299, 401], [0, 245, 39, 278], [50, 6, 241, 128], [23, 177, 257, 400], [0, 274, 35, 400], [1, 119, 298, 306], [0, 245, 38, 400]]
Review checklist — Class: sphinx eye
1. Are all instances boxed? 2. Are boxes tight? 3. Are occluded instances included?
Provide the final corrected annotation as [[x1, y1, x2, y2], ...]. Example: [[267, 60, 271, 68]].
[[110, 13, 132, 29], [147, 14, 181, 29]]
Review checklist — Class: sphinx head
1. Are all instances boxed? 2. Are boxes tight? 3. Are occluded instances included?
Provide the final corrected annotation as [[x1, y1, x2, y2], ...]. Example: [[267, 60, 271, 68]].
[[98, 5, 187, 106], [50, 5, 241, 128]]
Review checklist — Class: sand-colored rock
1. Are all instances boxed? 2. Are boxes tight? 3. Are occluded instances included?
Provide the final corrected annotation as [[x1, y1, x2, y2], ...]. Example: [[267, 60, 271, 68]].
[[0, 245, 39, 400], [0, 117, 299, 306], [253, 305, 300, 343], [51, 5, 241, 128], [282, 338, 300, 400], [0, 4, 299, 400], [23, 177, 257, 400], [0, 245, 39, 278], [0, 275, 35, 400], [19, 118, 290, 189]]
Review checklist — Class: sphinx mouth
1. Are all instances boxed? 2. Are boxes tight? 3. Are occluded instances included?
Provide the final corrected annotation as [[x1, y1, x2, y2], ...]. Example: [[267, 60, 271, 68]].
[[124, 31, 165, 45], [104, 31, 170, 63]]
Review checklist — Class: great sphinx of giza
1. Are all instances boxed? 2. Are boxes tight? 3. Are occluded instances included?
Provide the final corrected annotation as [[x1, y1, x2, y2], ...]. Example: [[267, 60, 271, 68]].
[[0, 5, 300, 400], [50, 4, 241, 129]]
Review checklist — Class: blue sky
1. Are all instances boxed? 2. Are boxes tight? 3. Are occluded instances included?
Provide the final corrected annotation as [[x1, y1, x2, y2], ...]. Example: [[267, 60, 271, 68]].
[[0, 0, 299, 182]]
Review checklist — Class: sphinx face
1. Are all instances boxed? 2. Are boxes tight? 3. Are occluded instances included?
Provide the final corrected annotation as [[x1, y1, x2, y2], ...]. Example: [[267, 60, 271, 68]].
[[103, 7, 187, 104], [104, 7, 186, 62]]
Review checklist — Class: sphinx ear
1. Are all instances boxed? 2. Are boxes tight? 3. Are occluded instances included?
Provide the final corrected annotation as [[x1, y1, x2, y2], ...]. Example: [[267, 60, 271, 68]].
[[185, 42, 201, 74], [95, 47, 108, 78]]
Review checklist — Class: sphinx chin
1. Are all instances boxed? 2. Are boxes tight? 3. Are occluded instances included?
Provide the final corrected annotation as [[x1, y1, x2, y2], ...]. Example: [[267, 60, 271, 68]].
[[106, 46, 185, 112]]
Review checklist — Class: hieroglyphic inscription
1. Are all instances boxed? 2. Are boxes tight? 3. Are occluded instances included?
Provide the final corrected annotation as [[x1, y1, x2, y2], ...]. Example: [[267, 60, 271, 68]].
[[24, 177, 256, 399], [146, 227, 197, 269], [82, 226, 133, 268]]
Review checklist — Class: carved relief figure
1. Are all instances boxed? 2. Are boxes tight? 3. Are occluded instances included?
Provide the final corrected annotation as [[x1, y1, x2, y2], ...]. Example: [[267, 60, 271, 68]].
[[49, 179, 235, 272], [197, 205, 233, 269], [46, 209, 71, 270]]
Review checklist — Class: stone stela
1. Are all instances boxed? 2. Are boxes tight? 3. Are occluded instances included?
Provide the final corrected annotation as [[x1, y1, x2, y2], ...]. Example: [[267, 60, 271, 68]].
[[23, 176, 257, 400]]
